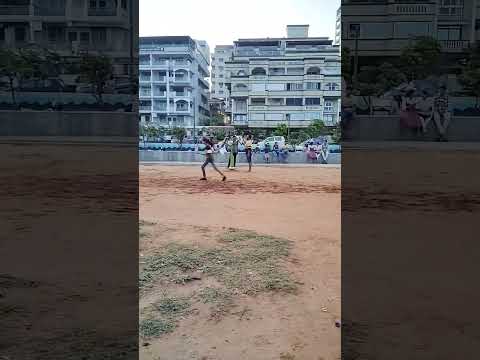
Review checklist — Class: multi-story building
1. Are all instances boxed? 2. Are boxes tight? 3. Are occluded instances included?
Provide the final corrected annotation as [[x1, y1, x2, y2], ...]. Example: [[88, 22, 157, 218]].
[[341, 0, 479, 61], [335, 7, 341, 46], [0, 0, 136, 77], [139, 36, 210, 134], [225, 25, 341, 129], [211, 45, 233, 100]]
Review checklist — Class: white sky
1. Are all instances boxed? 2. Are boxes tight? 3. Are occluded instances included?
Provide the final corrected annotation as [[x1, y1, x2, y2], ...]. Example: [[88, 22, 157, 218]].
[[139, 0, 340, 51]]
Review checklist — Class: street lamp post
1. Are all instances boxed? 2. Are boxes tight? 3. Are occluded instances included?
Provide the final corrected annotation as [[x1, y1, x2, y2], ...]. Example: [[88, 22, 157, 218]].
[[286, 114, 291, 143], [351, 24, 360, 89]]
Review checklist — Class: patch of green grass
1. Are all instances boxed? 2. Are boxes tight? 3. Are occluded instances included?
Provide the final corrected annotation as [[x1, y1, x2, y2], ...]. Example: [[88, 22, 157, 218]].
[[197, 287, 234, 319], [139, 318, 175, 337], [139, 220, 156, 239], [140, 229, 297, 295], [153, 296, 191, 316], [140, 296, 192, 339]]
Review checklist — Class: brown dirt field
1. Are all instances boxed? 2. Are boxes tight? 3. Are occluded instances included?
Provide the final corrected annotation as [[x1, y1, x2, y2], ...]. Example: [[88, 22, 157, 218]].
[[140, 165, 341, 360]]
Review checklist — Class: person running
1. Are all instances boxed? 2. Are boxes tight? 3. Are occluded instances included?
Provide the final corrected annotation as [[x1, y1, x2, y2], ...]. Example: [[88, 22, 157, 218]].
[[200, 137, 226, 181], [244, 134, 253, 172], [432, 85, 451, 142], [400, 87, 422, 136], [228, 135, 239, 169]]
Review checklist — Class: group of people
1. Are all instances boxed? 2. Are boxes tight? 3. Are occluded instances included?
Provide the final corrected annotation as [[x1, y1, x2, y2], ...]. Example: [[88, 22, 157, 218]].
[[341, 83, 452, 142], [397, 85, 451, 141], [200, 134, 254, 181], [305, 139, 329, 164]]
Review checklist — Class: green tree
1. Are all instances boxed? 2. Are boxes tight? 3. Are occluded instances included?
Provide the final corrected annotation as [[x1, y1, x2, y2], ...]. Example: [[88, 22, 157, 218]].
[[306, 119, 329, 138], [357, 62, 406, 114], [458, 43, 480, 108], [273, 123, 289, 138], [170, 127, 187, 146], [207, 115, 225, 126], [399, 37, 442, 81], [78, 55, 113, 104], [0, 49, 35, 105]]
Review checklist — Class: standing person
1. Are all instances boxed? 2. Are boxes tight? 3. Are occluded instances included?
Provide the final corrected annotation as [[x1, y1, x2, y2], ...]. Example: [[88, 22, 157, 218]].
[[228, 135, 239, 169], [200, 137, 226, 181], [432, 85, 451, 141], [273, 142, 280, 161], [244, 134, 253, 172], [417, 89, 434, 133], [400, 88, 422, 136], [319, 138, 329, 164], [264, 142, 271, 163]]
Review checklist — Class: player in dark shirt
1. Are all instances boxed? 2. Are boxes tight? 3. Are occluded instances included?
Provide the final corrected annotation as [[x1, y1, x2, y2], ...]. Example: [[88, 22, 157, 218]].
[[200, 137, 226, 181]]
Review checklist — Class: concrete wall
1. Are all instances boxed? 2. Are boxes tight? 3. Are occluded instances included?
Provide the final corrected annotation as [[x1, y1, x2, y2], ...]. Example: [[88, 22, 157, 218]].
[[0, 111, 137, 137], [140, 150, 341, 164], [348, 116, 480, 141]]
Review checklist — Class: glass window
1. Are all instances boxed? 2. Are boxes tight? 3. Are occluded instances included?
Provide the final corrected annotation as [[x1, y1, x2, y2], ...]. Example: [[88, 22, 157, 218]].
[[360, 23, 392, 39], [266, 113, 283, 121], [15, 27, 26, 41], [251, 98, 266, 105], [250, 113, 265, 120], [80, 32, 90, 42], [251, 83, 266, 92], [68, 32, 78, 41], [267, 83, 285, 91], [394, 22, 431, 38], [290, 113, 305, 121], [305, 98, 321, 105], [286, 98, 303, 106]]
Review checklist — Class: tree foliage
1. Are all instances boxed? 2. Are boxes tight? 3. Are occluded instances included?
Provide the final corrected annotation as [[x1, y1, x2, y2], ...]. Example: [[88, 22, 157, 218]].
[[399, 37, 442, 81], [0, 49, 36, 104], [79, 55, 113, 104], [169, 127, 187, 145], [273, 123, 289, 138], [458, 43, 480, 108]]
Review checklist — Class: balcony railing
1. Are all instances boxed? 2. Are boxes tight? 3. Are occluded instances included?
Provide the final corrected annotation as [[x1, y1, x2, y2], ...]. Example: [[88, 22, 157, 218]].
[[392, 3, 432, 15], [0, 5, 29, 15], [139, 90, 151, 97], [88, 7, 117, 16], [440, 40, 469, 50]]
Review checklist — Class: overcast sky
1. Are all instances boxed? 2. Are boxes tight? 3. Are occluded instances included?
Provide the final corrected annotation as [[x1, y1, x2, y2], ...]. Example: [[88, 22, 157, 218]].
[[139, 0, 340, 51]]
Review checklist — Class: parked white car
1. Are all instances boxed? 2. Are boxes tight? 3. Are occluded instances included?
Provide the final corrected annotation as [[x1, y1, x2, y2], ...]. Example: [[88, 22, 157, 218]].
[[256, 136, 286, 151]]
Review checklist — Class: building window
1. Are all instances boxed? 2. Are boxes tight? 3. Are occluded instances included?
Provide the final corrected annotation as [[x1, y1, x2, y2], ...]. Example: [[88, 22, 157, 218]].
[[251, 83, 266, 92], [15, 27, 26, 42], [251, 98, 266, 105], [394, 22, 431, 38], [252, 67, 267, 76], [267, 83, 285, 91], [286, 83, 303, 91], [306, 112, 321, 120], [359, 23, 392, 39], [325, 83, 339, 91], [439, 0, 464, 16], [306, 82, 321, 90], [219, 74, 224, 78], [306, 67, 321, 75], [305, 98, 321, 105], [437, 26, 461, 40], [323, 114, 334, 125], [324, 101, 334, 112], [68, 32, 78, 41], [286, 98, 303, 106], [80, 32, 90, 42]]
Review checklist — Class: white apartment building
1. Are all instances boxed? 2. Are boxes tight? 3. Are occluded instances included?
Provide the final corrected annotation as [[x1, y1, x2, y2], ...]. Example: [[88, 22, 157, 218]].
[[335, 7, 341, 46], [225, 25, 341, 129], [0, 0, 136, 77], [342, 0, 480, 57], [139, 36, 210, 134], [211, 45, 233, 100]]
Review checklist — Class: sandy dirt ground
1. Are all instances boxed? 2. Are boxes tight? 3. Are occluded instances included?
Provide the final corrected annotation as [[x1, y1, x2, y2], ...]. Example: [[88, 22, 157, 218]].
[[140, 164, 341, 360]]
